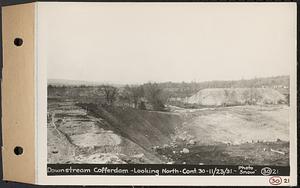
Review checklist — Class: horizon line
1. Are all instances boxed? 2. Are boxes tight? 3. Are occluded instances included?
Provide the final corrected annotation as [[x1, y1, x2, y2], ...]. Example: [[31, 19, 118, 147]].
[[47, 75, 290, 86]]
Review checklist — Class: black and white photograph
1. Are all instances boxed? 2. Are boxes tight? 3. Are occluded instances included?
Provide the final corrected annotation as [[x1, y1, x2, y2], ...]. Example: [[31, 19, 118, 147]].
[[46, 3, 293, 167]]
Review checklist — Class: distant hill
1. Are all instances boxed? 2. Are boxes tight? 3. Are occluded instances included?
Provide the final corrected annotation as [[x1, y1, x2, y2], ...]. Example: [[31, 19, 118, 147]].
[[48, 79, 98, 86], [160, 75, 290, 98], [48, 79, 124, 87], [48, 75, 289, 99]]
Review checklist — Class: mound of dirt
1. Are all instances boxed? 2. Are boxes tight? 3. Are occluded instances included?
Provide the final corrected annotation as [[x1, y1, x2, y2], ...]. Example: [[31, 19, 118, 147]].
[[186, 88, 287, 106]]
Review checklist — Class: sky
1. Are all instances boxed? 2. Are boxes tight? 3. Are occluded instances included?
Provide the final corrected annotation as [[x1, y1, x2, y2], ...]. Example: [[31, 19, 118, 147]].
[[39, 2, 296, 84]]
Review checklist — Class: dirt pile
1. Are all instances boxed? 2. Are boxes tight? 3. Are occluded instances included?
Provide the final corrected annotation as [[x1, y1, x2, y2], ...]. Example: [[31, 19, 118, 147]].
[[186, 88, 287, 106]]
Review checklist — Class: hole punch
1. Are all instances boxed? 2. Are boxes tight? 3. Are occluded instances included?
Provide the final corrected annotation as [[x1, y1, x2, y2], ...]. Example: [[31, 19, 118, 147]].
[[14, 146, 23, 155], [14, 38, 23, 46]]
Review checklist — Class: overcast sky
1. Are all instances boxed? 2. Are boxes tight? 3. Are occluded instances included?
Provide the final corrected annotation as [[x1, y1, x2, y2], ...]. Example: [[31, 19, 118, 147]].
[[39, 3, 296, 84]]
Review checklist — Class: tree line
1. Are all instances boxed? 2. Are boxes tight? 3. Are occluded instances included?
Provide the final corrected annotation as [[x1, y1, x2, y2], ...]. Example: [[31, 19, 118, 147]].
[[158, 75, 290, 98], [97, 83, 168, 111], [48, 75, 289, 108]]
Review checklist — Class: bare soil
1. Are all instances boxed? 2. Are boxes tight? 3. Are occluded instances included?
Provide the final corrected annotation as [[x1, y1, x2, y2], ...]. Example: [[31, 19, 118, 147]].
[[156, 141, 289, 165], [47, 98, 289, 165]]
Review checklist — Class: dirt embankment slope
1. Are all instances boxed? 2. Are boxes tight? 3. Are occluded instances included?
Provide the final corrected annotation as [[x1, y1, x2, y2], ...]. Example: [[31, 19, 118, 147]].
[[48, 100, 183, 164], [186, 88, 287, 106], [77, 104, 183, 149], [75, 103, 289, 164], [48, 98, 289, 165]]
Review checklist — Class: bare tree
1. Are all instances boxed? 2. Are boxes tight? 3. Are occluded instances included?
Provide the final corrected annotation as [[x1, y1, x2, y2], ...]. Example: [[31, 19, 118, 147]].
[[143, 82, 168, 111], [102, 85, 118, 105], [121, 85, 144, 108], [130, 86, 144, 108]]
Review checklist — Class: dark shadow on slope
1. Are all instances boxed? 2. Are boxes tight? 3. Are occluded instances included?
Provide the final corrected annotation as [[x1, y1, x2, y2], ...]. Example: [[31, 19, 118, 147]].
[[76, 103, 182, 153]]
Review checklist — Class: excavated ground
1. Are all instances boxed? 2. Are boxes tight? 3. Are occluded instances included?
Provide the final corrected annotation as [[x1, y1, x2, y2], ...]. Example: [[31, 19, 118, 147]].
[[48, 98, 289, 165]]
